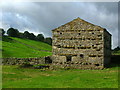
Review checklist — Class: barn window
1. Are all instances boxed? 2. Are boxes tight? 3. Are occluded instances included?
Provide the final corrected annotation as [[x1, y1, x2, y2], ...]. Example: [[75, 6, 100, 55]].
[[80, 54, 84, 58], [89, 55, 96, 57], [93, 47, 97, 49], [60, 62, 62, 64], [98, 55, 102, 57], [45, 57, 52, 64], [96, 49, 100, 51], [66, 56, 72, 62], [95, 64, 99, 66], [96, 43, 99, 45], [56, 45, 61, 48], [89, 63, 92, 65], [60, 32, 62, 34], [98, 35, 102, 37], [91, 38, 95, 40], [88, 38, 90, 40]]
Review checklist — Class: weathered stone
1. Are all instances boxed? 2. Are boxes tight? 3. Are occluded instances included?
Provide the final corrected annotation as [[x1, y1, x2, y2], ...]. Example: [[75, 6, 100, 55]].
[[52, 17, 111, 69], [2, 56, 52, 65]]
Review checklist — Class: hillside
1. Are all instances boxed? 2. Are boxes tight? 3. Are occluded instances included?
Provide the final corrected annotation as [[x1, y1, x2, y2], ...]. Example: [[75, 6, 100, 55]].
[[2, 36, 52, 58]]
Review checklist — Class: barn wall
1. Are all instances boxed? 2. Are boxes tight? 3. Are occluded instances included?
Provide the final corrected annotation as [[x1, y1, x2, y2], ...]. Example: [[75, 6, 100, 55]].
[[103, 29, 111, 66], [52, 18, 111, 69], [52, 29, 105, 67]]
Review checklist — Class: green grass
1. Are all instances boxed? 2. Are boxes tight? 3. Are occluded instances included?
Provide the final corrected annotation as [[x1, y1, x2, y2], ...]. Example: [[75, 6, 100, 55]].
[[112, 50, 120, 55], [2, 65, 118, 88], [10, 37, 52, 51], [2, 37, 52, 58], [0, 40, 2, 58]]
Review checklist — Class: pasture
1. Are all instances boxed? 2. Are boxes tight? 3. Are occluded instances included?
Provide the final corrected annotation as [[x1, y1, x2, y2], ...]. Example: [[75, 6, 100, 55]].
[[2, 65, 118, 88]]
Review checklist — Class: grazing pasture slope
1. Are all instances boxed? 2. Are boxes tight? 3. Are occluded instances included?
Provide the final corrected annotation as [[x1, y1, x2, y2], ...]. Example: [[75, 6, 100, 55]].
[[2, 37, 52, 58]]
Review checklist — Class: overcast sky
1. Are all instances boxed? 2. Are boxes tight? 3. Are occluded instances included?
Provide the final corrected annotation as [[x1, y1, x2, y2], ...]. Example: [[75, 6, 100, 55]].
[[0, 1, 118, 49]]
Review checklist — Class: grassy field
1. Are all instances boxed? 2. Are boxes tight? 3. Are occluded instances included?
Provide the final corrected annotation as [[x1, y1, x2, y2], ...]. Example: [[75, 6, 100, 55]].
[[1, 36, 119, 88], [2, 36, 52, 58], [2, 65, 118, 88]]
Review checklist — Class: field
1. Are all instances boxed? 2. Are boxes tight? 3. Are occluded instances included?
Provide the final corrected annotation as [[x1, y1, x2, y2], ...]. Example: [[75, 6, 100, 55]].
[[2, 65, 119, 88], [2, 37, 52, 58], [2, 36, 119, 88]]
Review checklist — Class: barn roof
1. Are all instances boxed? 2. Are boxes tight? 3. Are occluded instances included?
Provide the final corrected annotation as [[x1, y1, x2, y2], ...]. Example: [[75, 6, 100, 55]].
[[52, 17, 105, 31]]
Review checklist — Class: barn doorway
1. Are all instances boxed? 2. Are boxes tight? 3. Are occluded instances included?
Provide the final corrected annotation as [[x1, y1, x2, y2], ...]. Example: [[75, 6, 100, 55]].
[[66, 55, 72, 62], [45, 56, 52, 64]]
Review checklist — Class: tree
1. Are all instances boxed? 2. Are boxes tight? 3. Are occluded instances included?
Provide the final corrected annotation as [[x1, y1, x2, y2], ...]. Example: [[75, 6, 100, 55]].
[[0, 28, 5, 36], [36, 34, 44, 42], [113, 46, 120, 51], [7, 28, 19, 37], [23, 31, 31, 39], [44, 37, 52, 45], [29, 33, 36, 40], [19, 32, 24, 38]]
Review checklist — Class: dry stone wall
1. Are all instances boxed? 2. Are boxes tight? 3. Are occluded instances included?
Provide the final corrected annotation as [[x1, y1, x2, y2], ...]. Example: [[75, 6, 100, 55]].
[[51, 62, 104, 70], [2, 56, 52, 65]]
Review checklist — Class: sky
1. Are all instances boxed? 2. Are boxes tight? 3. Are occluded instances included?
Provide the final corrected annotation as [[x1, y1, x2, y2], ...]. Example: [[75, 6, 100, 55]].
[[0, 0, 118, 49]]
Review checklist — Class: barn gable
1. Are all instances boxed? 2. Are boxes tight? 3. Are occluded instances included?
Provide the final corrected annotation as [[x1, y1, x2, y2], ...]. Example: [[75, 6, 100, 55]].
[[51, 17, 111, 69], [52, 17, 103, 32]]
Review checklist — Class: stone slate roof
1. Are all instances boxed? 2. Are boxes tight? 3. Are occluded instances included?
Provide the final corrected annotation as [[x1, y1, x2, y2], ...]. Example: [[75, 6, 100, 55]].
[[52, 17, 105, 31]]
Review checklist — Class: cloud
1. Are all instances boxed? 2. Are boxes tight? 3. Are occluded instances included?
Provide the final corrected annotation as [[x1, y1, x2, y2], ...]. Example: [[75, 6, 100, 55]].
[[0, 2, 118, 49]]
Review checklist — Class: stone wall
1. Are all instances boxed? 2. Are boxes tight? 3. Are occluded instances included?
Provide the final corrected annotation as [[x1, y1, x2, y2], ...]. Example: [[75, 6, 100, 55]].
[[104, 29, 111, 66], [2, 56, 52, 65], [51, 17, 111, 69], [51, 62, 104, 70], [52, 17, 106, 68]]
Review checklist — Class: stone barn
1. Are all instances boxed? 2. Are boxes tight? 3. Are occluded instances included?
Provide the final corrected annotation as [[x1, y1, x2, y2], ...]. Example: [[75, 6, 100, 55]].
[[52, 17, 111, 69]]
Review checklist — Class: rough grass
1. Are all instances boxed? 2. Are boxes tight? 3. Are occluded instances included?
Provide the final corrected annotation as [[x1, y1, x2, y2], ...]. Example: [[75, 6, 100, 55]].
[[2, 65, 118, 88], [10, 37, 52, 51], [2, 37, 52, 58], [112, 50, 120, 55]]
